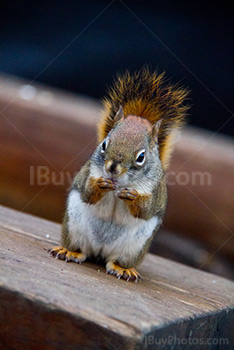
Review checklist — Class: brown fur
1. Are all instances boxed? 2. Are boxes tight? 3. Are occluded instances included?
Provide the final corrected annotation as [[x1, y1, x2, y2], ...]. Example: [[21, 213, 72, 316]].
[[72, 161, 116, 205], [118, 189, 151, 220], [85, 177, 105, 204], [98, 67, 189, 170], [61, 211, 71, 248], [50, 67, 188, 281], [103, 116, 154, 166], [118, 176, 167, 221], [84, 177, 116, 204]]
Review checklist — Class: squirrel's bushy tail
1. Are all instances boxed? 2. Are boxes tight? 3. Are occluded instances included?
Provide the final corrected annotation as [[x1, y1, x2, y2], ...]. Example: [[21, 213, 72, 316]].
[[98, 67, 189, 170]]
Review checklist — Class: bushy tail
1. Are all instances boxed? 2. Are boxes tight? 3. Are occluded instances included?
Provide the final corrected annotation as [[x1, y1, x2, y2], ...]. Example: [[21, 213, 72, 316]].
[[98, 67, 189, 170]]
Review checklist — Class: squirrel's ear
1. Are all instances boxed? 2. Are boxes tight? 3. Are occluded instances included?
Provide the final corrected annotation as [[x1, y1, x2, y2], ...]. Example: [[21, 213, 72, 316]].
[[114, 105, 125, 123], [152, 119, 162, 143]]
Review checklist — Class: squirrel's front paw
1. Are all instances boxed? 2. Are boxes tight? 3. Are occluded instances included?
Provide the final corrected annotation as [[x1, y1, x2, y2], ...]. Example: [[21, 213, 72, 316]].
[[118, 188, 139, 201], [97, 177, 117, 191]]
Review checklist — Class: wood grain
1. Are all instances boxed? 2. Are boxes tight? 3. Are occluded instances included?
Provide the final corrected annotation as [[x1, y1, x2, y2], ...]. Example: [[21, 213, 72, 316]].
[[0, 205, 233, 349]]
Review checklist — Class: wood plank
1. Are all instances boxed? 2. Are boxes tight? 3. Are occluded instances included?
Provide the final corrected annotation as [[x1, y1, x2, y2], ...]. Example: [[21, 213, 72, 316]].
[[0, 74, 100, 222], [0, 205, 233, 349], [0, 73, 233, 261], [166, 127, 234, 261]]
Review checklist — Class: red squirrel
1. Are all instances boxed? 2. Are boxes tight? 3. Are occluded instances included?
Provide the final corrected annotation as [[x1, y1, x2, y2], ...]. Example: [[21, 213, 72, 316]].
[[49, 67, 189, 282]]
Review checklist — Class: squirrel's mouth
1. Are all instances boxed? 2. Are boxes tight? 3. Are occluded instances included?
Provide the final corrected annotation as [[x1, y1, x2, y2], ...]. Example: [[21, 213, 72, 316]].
[[108, 177, 118, 185], [105, 172, 129, 188], [103, 164, 128, 186]]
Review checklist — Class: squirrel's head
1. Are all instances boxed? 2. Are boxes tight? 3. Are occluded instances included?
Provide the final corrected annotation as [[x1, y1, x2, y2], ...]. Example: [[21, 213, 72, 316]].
[[93, 107, 162, 186]]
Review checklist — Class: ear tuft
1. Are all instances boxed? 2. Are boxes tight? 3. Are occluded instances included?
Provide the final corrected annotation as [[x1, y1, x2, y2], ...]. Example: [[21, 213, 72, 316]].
[[152, 119, 162, 143], [114, 105, 124, 123]]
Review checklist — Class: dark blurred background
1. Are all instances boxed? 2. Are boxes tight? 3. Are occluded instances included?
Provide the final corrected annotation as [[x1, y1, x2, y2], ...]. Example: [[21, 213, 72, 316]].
[[0, 0, 233, 136]]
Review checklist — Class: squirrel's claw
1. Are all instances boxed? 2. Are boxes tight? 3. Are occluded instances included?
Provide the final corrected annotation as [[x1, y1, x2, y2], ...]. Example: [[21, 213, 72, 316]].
[[49, 246, 86, 264], [97, 177, 117, 191], [106, 262, 141, 283], [118, 188, 139, 201]]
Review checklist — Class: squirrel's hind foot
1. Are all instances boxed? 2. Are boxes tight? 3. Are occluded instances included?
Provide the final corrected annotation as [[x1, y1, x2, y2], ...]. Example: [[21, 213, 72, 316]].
[[106, 262, 141, 283], [49, 246, 86, 264]]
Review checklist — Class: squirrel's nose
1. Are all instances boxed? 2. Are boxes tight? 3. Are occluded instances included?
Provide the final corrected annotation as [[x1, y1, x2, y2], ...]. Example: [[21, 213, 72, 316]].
[[110, 162, 117, 173], [105, 160, 121, 175]]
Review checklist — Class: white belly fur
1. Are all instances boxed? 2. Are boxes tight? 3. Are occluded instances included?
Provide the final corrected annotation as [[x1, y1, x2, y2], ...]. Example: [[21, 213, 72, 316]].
[[67, 189, 159, 266]]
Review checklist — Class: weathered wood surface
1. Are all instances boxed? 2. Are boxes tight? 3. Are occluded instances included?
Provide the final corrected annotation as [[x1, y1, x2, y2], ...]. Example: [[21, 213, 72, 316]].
[[0, 205, 233, 350], [166, 127, 234, 262], [0, 74, 99, 222], [0, 74, 233, 264]]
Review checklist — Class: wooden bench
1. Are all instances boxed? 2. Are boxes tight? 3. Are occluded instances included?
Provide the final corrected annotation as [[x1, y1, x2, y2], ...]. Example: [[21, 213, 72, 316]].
[[0, 74, 234, 348], [0, 74, 233, 271], [0, 205, 233, 349]]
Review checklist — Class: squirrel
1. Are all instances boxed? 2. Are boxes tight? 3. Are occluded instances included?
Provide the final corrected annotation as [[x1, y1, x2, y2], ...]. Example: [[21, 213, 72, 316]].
[[49, 67, 188, 282]]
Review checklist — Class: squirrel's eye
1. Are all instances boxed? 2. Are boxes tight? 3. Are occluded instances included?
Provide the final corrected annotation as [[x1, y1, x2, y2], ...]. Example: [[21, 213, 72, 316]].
[[136, 150, 145, 166], [101, 140, 107, 153]]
